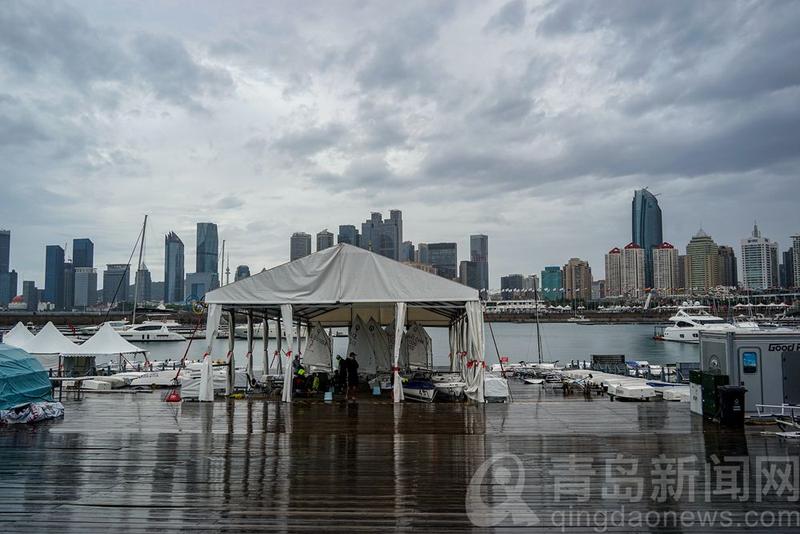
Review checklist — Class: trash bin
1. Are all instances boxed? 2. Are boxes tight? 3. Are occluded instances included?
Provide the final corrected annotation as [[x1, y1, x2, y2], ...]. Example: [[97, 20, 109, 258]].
[[718, 385, 746, 427]]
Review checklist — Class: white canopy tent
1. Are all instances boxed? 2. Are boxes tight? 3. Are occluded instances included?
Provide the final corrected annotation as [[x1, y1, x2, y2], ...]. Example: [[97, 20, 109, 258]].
[[2, 322, 35, 348], [200, 244, 485, 404], [63, 323, 146, 356], [18, 322, 80, 355]]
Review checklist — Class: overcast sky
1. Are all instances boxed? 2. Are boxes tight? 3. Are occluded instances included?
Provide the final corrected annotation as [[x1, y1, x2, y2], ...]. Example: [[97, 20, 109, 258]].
[[2, 0, 798, 290]]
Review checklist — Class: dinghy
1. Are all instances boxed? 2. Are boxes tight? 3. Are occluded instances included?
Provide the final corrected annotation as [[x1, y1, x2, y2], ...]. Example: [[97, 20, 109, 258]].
[[523, 377, 544, 385], [430, 372, 466, 399], [402, 376, 437, 403]]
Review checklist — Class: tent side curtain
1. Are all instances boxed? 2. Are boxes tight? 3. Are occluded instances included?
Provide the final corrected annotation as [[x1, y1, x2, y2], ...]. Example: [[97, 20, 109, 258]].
[[199, 303, 222, 402], [281, 304, 294, 402], [392, 302, 406, 403], [463, 301, 485, 403]]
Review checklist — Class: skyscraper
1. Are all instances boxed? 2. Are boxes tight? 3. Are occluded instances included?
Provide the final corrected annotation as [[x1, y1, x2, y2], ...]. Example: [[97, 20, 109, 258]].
[[290, 232, 312, 261], [793, 235, 800, 288], [604, 248, 622, 297], [427, 242, 457, 280], [416, 243, 430, 265], [686, 229, 719, 291], [541, 266, 563, 302], [563, 258, 592, 302], [459, 261, 481, 291], [360, 210, 402, 260], [400, 241, 415, 263], [235, 265, 251, 281], [63, 261, 75, 311], [316, 229, 334, 251], [196, 223, 219, 274], [740, 223, 778, 290], [470, 234, 489, 291], [621, 242, 645, 298], [500, 274, 525, 299], [717, 246, 738, 287], [44, 245, 65, 309], [782, 247, 795, 288], [72, 238, 94, 268], [337, 225, 360, 246], [103, 264, 130, 305], [22, 281, 38, 312], [164, 231, 185, 304], [73, 267, 97, 310], [0, 230, 9, 273], [135, 264, 152, 303], [652, 242, 678, 293], [631, 189, 663, 289]]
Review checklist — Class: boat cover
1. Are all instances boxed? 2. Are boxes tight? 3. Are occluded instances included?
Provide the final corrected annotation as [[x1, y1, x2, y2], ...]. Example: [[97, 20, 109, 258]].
[[0, 343, 55, 410]]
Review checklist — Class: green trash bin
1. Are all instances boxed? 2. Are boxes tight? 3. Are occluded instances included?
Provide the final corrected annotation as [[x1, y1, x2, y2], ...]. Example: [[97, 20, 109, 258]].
[[718, 385, 746, 427]]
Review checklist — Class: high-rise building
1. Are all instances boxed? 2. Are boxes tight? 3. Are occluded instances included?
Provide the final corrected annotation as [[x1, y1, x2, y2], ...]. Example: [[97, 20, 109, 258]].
[[677, 255, 688, 291], [235, 265, 251, 281], [0, 270, 17, 307], [500, 274, 525, 299], [103, 264, 130, 305], [793, 235, 800, 288], [44, 245, 65, 309], [427, 242, 457, 280], [196, 223, 219, 274], [135, 265, 152, 303], [470, 234, 489, 291], [316, 229, 334, 251], [591, 280, 605, 301], [740, 223, 778, 290], [185, 272, 218, 301], [63, 261, 75, 310], [631, 189, 663, 289], [604, 248, 622, 297], [686, 229, 719, 291], [22, 281, 38, 312], [400, 241, 415, 263], [73, 267, 97, 310], [717, 246, 738, 288], [523, 274, 539, 294], [781, 247, 795, 288], [0, 230, 9, 273], [72, 238, 94, 268], [459, 260, 482, 291], [337, 225, 360, 246], [563, 258, 592, 302], [652, 242, 679, 294], [360, 210, 402, 260], [621, 242, 645, 298], [541, 267, 563, 302], [416, 243, 430, 265], [290, 232, 312, 261], [164, 231, 185, 304]]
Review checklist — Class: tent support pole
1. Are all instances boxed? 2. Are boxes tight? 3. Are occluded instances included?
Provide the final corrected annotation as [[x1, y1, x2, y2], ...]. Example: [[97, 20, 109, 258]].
[[226, 310, 235, 395]]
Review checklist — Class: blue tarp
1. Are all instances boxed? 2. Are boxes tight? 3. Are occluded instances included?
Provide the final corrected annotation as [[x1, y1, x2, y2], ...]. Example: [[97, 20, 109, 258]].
[[0, 343, 54, 410]]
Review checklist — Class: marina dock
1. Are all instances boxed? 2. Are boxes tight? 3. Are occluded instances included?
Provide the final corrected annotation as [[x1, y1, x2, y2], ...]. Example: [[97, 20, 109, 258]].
[[1, 383, 798, 532]]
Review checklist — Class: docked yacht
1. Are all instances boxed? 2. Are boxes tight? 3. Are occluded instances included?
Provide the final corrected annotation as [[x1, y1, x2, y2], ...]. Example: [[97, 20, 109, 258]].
[[120, 321, 186, 342], [79, 320, 129, 335], [658, 302, 758, 344]]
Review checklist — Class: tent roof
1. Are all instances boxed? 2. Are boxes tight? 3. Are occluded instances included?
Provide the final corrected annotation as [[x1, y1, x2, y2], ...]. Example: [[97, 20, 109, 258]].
[[18, 322, 80, 355], [205, 244, 478, 326], [64, 323, 146, 355], [3, 322, 35, 348]]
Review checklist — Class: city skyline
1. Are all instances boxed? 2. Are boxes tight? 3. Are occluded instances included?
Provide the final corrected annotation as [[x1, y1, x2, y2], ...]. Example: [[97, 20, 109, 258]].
[[1, 2, 798, 295]]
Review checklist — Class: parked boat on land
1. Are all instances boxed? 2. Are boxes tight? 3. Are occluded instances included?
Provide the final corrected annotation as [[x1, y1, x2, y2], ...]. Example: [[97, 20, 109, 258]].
[[402, 375, 437, 402]]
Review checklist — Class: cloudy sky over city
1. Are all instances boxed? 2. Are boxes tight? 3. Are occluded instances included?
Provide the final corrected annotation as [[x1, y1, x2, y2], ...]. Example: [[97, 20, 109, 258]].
[[2, 0, 798, 289]]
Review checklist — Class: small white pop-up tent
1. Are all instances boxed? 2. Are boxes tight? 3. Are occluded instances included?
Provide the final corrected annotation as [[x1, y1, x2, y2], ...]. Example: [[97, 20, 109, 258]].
[[2, 322, 35, 348], [64, 323, 146, 356], [19, 322, 80, 354], [201, 244, 485, 406]]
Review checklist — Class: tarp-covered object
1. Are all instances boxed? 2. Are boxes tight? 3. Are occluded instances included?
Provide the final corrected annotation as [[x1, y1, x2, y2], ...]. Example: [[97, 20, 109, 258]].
[[302, 323, 332, 370], [18, 322, 80, 355], [2, 322, 34, 348], [0, 343, 54, 411], [63, 323, 145, 355]]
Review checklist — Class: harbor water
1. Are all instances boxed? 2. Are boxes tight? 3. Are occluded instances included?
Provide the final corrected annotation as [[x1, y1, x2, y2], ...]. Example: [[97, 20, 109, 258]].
[[94, 322, 699, 370]]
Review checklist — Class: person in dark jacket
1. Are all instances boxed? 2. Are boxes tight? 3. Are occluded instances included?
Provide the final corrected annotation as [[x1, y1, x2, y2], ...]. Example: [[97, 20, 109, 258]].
[[346, 352, 359, 401]]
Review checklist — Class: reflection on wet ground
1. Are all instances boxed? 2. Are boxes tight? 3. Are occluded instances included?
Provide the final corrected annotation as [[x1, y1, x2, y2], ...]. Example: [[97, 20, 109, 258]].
[[1, 384, 798, 532]]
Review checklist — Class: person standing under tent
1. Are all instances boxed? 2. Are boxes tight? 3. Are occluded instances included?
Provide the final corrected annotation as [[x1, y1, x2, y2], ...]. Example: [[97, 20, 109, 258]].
[[335, 355, 346, 394], [345, 352, 359, 402]]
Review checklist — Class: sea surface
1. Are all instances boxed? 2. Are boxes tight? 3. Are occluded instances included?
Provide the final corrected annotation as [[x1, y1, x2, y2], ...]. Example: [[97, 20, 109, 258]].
[[107, 322, 699, 371]]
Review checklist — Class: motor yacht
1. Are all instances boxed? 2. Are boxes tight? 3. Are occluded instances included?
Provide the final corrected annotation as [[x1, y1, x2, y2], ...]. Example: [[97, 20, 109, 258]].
[[120, 321, 186, 342], [79, 320, 129, 336], [657, 302, 758, 344]]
